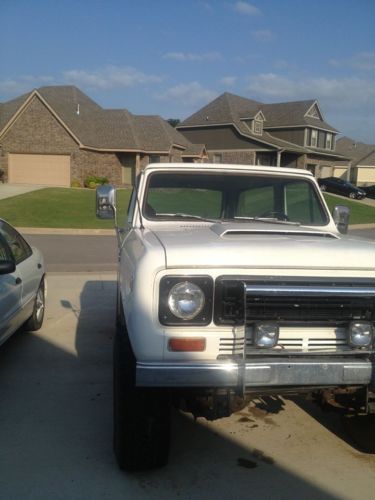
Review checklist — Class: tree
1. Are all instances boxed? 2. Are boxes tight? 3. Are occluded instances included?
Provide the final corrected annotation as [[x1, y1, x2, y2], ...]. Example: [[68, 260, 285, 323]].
[[166, 118, 181, 128]]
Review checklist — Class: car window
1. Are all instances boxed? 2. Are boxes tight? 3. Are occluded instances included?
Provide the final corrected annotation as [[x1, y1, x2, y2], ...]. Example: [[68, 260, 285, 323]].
[[0, 221, 32, 264], [144, 172, 329, 225]]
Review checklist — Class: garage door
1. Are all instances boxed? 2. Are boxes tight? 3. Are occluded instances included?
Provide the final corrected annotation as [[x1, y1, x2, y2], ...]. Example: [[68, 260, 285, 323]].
[[8, 154, 71, 187]]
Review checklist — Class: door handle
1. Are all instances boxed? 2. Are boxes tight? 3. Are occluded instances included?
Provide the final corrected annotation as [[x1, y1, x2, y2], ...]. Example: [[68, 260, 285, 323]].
[[15, 277, 22, 285]]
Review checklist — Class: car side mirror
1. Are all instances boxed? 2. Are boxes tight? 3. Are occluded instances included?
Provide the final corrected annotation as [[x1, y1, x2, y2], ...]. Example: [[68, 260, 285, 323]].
[[332, 205, 350, 234], [96, 184, 116, 220], [0, 234, 16, 275]]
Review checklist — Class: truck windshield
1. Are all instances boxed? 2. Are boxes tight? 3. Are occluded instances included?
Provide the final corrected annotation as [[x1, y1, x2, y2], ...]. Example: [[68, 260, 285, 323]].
[[144, 172, 329, 226]]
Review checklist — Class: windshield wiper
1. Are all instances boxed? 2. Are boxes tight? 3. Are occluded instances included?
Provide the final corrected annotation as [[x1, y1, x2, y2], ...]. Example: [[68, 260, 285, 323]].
[[233, 216, 301, 226], [156, 213, 220, 223]]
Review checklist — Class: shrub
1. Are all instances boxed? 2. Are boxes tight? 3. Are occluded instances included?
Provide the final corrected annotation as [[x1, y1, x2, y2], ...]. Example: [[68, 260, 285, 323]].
[[71, 178, 81, 188], [84, 175, 109, 189]]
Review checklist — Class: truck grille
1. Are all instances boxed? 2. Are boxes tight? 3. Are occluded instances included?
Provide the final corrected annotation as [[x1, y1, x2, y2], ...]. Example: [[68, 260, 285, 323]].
[[215, 277, 375, 355]]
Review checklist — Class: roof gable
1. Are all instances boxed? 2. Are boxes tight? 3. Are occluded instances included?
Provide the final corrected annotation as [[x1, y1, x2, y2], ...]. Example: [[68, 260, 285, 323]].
[[0, 85, 194, 153]]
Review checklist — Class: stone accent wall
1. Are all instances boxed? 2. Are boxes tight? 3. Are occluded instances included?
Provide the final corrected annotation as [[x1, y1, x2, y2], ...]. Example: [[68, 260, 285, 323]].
[[72, 150, 123, 186], [208, 150, 256, 164]]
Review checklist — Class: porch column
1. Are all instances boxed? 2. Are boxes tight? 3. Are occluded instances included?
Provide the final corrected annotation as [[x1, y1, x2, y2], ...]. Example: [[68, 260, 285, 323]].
[[276, 150, 281, 167], [346, 162, 351, 181], [135, 153, 141, 177]]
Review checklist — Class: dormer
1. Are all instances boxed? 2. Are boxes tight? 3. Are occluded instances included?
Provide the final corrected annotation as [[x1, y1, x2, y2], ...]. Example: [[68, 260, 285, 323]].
[[242, 110, 265, 136], [305, 101, 323, 120]]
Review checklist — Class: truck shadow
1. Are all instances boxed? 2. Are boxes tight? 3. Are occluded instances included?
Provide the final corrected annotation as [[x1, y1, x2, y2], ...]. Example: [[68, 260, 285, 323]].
[[0, 276, 371, 498], [287, 396, 375, 454]]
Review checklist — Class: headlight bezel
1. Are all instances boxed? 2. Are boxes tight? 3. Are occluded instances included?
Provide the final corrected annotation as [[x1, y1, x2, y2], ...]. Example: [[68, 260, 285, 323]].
[[159, 275, 213, 326]]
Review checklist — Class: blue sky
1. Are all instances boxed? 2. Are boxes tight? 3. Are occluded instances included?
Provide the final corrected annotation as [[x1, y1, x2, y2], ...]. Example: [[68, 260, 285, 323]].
[[1, 0, 375, 142]]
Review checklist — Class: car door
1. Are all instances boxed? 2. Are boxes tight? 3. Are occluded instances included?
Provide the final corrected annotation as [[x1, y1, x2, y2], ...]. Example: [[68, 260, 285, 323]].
[[0, 221, 42, 312], [0, 234, 21, 344]]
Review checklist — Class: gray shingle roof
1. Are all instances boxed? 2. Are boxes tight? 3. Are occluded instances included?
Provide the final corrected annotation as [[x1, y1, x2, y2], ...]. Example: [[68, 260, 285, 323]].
[[0, 91, 32, 131], [179, 92, 338, 141], [0, 85, 193, 153], [336, 136, 375, 165]]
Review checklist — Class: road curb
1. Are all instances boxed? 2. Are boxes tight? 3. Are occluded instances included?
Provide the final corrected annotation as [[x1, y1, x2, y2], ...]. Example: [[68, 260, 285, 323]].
[[17, 227, 115, 236]]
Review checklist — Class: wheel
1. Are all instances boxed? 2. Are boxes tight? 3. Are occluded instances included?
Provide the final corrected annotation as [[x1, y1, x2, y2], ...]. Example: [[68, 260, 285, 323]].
[[113, 309, 171, 471], [320, 184, 327, 192], [349, 192, 356, 199], [24, 278, 45, 331]]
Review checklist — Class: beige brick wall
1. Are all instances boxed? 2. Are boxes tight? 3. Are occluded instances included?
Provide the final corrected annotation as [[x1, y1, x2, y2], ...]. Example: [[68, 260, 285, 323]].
[[0, 96, 79, 182], [208, 150, 256, 164]]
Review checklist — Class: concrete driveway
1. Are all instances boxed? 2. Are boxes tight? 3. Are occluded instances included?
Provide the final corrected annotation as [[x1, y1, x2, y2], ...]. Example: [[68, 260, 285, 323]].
[[0, 273, 374, 499], [0, 183, 44, 200]]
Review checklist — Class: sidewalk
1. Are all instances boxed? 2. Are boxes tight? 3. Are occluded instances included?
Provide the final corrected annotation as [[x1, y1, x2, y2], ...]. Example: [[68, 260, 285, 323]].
[[0, 183, 44, 199]]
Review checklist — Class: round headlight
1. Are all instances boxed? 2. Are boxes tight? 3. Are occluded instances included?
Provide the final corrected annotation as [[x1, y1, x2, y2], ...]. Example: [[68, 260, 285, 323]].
[[168, 281, 205, 320]]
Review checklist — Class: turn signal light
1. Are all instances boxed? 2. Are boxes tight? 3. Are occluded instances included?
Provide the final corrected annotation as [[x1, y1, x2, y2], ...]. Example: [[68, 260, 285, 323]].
[[168, 337, 206, 352]]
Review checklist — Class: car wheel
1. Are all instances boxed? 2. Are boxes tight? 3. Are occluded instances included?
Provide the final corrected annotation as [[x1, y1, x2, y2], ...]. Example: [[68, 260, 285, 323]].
[[113, 310, 171, 471], [349, 192, 356, 199], [320, 184, 327, 192], [24, 278, 45, 331]]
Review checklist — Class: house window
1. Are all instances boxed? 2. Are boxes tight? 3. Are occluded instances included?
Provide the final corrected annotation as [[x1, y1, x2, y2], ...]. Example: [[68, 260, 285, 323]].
[[253, 120, 263, 135], [213, 153, 222, 164], [326, 133, 332, 150], [310, 130, 318, 147], [149, 155, 160, 163]]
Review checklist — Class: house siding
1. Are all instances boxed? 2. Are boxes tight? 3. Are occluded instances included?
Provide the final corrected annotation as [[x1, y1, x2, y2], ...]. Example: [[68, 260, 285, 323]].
[[267, 128, 305, 146]]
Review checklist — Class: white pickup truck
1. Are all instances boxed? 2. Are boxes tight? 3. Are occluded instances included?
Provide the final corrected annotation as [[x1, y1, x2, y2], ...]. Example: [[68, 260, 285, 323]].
[[96, 163, 375, 471]]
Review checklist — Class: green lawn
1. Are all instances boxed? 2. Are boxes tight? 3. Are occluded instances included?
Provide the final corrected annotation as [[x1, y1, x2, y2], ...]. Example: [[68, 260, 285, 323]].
[[323, 194, 375, 225], [0, 187, 374, 228], [0, 188, 131, 229]]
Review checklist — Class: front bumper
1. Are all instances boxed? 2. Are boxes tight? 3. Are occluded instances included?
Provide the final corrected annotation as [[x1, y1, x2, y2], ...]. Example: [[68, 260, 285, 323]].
[[136, 357, 373, 389]]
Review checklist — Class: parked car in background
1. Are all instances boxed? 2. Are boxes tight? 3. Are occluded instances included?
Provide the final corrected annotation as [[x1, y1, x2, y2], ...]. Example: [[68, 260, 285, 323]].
[[0, 219, 45, 346], [318, 177, 366, 199], [363, 185, 375, 199]]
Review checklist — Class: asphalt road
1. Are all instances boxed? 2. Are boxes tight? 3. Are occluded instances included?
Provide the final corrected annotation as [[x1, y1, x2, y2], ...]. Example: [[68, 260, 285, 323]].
[[0, 273, 374, 500], [22, 227, 375, 274], [24, 234, 118, 272]]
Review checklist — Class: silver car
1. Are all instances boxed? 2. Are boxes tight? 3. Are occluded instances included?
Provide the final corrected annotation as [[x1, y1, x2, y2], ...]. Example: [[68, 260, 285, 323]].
[[0, 219, 45, 346]]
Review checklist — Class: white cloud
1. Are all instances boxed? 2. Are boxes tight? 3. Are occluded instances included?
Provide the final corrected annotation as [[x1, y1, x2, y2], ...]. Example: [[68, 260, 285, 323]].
[[234, 1, 261, 15], [0, 75, 56, 95], [220, 76, 237, 86], [156, 82, 217, 107], [163, 51, 222, 62], [251, 29, 274, 42], [246, 73, 375, 107], [329, 52, 375, 71], [63, 66, 163, 89]]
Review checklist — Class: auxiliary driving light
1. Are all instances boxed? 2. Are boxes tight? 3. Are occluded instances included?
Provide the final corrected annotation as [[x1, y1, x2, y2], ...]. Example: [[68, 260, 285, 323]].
[[254, 322, 279, 348], [348, 321, 374, 348]]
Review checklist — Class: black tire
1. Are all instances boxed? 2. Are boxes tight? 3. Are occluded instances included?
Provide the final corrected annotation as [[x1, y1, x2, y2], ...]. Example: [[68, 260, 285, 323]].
[[320, 184, 327, 192], [24, 277, 45, 331], [349, 192, 356, 199], [113, 309, 171, 471]]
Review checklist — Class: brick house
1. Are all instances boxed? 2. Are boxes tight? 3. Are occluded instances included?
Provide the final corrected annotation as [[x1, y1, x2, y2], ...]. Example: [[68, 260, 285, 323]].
[[0, 86, 205, 187], [177, 92, 348, 177], [335, 137, 375, 186]]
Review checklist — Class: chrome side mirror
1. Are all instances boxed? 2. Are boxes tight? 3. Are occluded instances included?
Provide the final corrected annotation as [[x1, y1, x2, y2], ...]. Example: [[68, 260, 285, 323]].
[[332, 205, 350, 234], [96, 184, 116, 220]]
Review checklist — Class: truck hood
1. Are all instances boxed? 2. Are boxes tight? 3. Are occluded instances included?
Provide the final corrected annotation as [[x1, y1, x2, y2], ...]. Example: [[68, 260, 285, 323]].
[[152, 222, 375, 271]]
